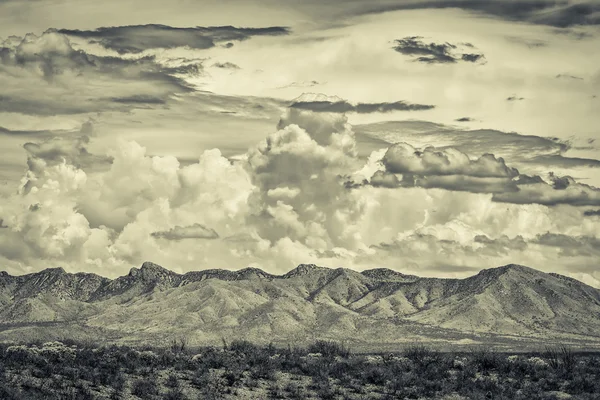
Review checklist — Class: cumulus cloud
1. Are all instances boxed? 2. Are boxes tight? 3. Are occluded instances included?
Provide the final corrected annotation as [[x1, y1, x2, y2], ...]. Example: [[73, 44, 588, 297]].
[[0, 104, 598, 284], [151, 223, 219, 240], [492, 174, 600, 206], [382, 142, 518, 178], [362, 141, 600, 207], [58, 24, 290, 54], [355, 121, 571, 165], [392, 36, 485, 64], [246, 106, 368, 253]]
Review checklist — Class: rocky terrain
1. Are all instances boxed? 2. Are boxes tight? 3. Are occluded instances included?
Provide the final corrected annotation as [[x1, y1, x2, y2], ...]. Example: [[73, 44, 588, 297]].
[[1, 263, 600, 349]]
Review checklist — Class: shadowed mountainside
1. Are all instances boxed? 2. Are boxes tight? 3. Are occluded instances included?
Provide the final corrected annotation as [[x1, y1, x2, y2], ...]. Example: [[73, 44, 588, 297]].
[[1, 262, 600, 347]]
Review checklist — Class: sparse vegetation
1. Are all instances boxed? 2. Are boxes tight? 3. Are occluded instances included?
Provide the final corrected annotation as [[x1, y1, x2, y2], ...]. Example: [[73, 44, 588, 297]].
[[0, 339, 599, 399]]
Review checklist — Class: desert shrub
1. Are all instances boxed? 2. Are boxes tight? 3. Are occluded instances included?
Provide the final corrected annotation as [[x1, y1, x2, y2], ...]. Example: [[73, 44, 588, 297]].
[[268, 381, 286, 399], [170, 337, 188, 353], [403, 343, 440, 367], [164, 386, 187, 400], [199, 370, 228, 400], [165, 373, 180, 388], [311, 376, 336, 400], [471, 348, 502, 372], [131, 377, 159, 398], [307, 340, 350, 358], [250, 358, 277, 381], [544, 345, 576, 373], [228, 339, 258, 354], [360, 364, 389, 386], [285, 381, 306, 399]]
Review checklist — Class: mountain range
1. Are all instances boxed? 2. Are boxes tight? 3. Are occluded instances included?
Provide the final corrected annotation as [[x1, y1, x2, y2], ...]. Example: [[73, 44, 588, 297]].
[[1, 262, 600, 349]]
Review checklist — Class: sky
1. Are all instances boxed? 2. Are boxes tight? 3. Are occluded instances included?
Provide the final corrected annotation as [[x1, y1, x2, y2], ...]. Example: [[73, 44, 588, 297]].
[[0, 0, 599, 286]]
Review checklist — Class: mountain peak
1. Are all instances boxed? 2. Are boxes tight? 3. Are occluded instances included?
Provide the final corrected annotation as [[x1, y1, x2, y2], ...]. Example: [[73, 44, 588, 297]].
[[128, 262, 179, 282], [235, 267, 273, 280], [361, 268, 418, 282], [41, 267, 66, 275], [284, 263, 329, 278]]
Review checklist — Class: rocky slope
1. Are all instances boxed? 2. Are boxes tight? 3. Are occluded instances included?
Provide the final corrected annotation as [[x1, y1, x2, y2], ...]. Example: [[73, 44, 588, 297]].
[[1, 262, 600, 347]]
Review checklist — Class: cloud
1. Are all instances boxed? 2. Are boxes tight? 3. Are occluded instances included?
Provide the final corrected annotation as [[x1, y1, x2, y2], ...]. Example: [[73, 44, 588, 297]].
[[151, 223, 219, 240], [506, 95, 525, 101], [533, 232, 600, 257], [521, 154, 600, 168], [455, 117, 473, 122], [364, 141, 600, 206], [290, 93, 435, 114], [352, 0, 600, 28], [58, 24, 290, 54], [0, 31, 194, 116], [492, 174, 600, 206], [404, 174, 517, 194], [531, 3, 600, 28], [473, 234, 528, 252], [369, 170, 401, 188], [392, 36, 485, 64], [584, 209, 600, 216], [0, 102, 598, 283], [556, 73, 584, 80], [246, 107, 368, 252], [355, 121, 570, 163], [382, 142, 519, 178], [212, 62, 240, 69]]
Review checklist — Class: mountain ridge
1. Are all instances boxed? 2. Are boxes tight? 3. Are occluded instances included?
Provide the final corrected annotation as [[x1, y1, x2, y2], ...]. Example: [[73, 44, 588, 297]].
[[1, 262, 600, 347]]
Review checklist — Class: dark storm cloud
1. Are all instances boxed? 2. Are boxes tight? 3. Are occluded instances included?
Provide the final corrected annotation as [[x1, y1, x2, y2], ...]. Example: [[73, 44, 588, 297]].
[[392, 36, 485, 64], [151, 223, 220, 240], [351, 0, 600, 28], [290, 99, 435, 113], [531, 3, 600, 27], [507, 96, 525, 101], [58, 24, 290, 54], [455, 117, 473, 122], [583, 209, 600, 216], [0, 31, 196, 115]]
